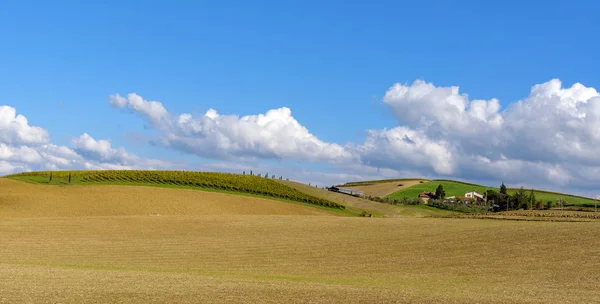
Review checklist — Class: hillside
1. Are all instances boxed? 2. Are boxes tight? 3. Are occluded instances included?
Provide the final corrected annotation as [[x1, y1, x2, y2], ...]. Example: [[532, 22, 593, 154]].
[[5, 170, 345, 210], [339, 178, 430, 187], [339, 179, 429, 197], [386, 180, 598, 206], [277, 180, 453, 217], [0, 178, 337, 218]]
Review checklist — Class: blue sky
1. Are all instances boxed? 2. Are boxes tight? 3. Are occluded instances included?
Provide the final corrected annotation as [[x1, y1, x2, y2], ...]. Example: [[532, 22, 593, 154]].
[[2, 1, 600, 195]]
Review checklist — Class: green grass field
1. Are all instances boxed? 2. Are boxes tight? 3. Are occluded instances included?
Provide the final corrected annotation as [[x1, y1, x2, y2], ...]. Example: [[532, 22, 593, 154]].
[[386, 180, 598, 206]]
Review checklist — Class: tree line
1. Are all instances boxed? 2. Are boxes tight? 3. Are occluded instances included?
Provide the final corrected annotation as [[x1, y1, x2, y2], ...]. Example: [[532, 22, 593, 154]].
[[485, 183, 559, 211]]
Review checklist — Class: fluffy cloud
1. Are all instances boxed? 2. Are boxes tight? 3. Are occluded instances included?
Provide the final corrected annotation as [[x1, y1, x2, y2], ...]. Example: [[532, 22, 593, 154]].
[[109, 93, 169, 127], [0, 105, 178, 175], [109, 93, 352, 162], [0, 106, 49, 145], [72, 133, 136, 164], [108, 82, 600, 194], [356, 79, 600, 193]]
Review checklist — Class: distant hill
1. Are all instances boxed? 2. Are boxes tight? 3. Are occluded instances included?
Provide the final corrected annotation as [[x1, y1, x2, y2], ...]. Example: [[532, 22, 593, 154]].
[[277, 179, 453, 217], [337, 179, 430, 198], [386, 179, 597, 206], [338, 178, 430, 187]]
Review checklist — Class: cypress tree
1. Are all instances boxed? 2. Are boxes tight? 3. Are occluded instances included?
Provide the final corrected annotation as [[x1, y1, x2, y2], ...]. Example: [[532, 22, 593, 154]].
[[500, 182, 507, 195], [435, 184, 446, 199], [528, 189, 536, 210]]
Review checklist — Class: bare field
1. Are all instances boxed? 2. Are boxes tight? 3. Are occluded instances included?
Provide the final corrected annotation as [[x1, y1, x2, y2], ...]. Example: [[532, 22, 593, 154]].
[[277, 180, 449, 217], [1, 215, 599, 303], [0, 178, 335, 218], [343, 179, 426, 197]]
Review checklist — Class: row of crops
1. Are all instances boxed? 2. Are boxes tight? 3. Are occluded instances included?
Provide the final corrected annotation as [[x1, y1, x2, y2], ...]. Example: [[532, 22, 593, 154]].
[[5, 170, 345, 209]]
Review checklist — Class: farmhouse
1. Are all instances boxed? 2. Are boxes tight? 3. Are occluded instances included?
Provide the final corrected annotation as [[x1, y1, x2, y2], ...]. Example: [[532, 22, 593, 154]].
[[418, 192, 436, 203], [465, 191, 485, 203], [327, 186, 364, 197]]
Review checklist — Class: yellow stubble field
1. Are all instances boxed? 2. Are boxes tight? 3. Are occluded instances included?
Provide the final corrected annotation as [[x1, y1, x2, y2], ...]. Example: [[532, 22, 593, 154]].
[[1, 179, 599, 303]]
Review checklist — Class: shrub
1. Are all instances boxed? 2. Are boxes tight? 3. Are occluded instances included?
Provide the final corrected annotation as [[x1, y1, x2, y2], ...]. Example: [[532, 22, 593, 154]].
[[535, 200, 544, 210], [428, 199, 488, 213]]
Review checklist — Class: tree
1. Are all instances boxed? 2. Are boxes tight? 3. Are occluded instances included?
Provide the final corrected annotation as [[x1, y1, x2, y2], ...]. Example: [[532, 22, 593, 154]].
[[546, 200, 554, 210], [528, 189, 536, 210], [485, 189, 502, 210], [435, 184, 446, 199], [264, 172, 268, 178], [500, 182, 507, 195], [250, 170, 253, 176], [243, 171, 245, 175], [511, 187, 528, 210]]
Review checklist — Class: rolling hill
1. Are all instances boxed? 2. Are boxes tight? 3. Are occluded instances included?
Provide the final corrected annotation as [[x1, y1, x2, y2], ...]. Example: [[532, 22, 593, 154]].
[[0, 178, 338, 218], [5, 170, 346, 210], [386, 180, 598, 206], [338, 179, 429, 197], [277, 180, 452, 217]]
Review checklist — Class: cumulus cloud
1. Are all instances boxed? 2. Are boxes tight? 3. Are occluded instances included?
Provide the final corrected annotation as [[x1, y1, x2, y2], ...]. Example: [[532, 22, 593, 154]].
[[109, 93, 169, 127], [109, 94, 352, 162], [356, 78, 600, 193], [0, 106, 50, 145], [0, 105, 179, 175]]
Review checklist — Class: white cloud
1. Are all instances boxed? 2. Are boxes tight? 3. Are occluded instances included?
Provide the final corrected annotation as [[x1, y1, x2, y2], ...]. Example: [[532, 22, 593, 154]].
[[353, 127, 454, 175], [72, 133, 137, 164], [357, 79, 600, 193], [109, 93, 169, 127], [110, 94, 352, 163], [0, 106, 50, 145], [0, 105, 180, 175]]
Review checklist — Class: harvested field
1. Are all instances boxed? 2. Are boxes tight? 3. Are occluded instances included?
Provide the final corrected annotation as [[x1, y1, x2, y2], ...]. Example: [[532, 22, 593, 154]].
[[278, 180, 451, 217], [342, 179, 425, 197], [1, 216, 599, 303], [0, 178, 337, 218], [438, 210, 600, 222]]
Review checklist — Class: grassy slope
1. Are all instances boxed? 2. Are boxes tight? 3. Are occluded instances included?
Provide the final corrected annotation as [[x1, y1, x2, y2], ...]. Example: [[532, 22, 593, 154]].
[[0, 178, 341, 218], [387, 180, 598, 206], [1, 216, 599, 303], [278, 180, 452, 217]]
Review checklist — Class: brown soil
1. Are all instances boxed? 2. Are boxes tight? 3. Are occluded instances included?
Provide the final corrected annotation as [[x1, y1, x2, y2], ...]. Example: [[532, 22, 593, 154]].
[[343, 180, 425, 197]]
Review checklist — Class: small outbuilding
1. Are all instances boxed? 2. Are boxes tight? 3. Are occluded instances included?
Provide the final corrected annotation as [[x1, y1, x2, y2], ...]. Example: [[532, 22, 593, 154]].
[[417, 192, 436, 204]]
